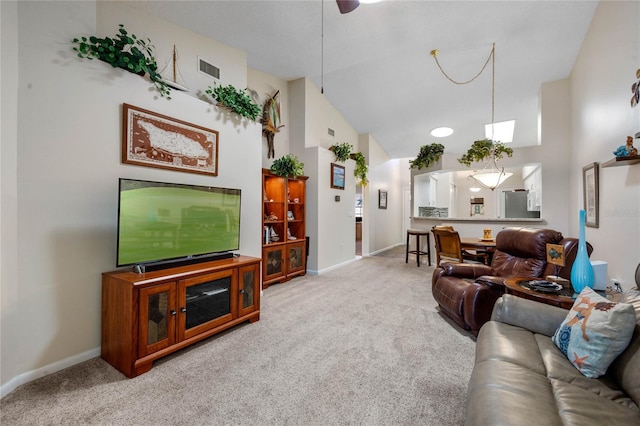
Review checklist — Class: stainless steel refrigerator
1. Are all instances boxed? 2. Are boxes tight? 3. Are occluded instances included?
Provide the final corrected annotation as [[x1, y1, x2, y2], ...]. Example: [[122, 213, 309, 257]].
[[505, 191, 540, 218]]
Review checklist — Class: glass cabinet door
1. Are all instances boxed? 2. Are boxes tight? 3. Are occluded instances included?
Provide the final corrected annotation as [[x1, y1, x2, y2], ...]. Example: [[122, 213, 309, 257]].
[[262, 245, 286, 286], [178, 269, 236, 341], [139, 282, 176, 358], [287, 241, 306, 275], [238, 263, 260, 317]]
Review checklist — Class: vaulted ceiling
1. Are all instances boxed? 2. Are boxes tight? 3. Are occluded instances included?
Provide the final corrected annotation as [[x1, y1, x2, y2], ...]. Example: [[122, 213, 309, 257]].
[[129, 0, 598, 158]]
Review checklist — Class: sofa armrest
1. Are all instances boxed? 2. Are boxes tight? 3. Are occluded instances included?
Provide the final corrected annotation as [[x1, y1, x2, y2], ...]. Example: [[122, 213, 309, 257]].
[[475, 275, 505, 291], [490, 294, 569, 337], [439, 262, 492, 279]]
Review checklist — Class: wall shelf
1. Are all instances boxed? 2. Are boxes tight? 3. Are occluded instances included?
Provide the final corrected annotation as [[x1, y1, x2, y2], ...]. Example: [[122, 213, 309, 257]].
[[602, 156, 640, 168]]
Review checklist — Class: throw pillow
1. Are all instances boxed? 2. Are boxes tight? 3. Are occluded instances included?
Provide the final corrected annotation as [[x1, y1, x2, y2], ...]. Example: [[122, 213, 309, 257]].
[[552, 287, 636, 378]]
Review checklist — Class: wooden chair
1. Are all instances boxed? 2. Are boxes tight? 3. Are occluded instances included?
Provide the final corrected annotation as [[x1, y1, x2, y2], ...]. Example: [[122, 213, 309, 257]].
[[431, 226, 489, 265]]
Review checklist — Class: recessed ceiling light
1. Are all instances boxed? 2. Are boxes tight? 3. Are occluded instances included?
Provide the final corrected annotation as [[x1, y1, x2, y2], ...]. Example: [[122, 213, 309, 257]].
[[431, 127, 454, 138], [469, 187, 482, 192]]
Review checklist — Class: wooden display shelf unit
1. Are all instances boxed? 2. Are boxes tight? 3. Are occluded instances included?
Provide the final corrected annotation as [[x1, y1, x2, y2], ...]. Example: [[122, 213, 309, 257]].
[[262, 169, 308, 288], [102, 255, 261, 377]]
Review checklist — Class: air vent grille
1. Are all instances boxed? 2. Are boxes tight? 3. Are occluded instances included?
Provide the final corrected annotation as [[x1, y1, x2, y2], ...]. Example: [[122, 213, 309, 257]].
[[199, 59, 220, 79], [328, 128, 335, 137]]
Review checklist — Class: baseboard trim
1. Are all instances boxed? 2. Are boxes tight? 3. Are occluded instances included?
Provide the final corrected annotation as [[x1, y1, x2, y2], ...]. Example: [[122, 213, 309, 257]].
[[368, 243, 404, 256], [315, 257, 361, 275], [1, 347, 100, 399]]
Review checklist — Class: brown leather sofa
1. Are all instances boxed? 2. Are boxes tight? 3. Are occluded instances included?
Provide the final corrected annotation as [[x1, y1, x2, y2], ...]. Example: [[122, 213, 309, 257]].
[[466, 290, 640, 425], [431, 227, 591, 335]]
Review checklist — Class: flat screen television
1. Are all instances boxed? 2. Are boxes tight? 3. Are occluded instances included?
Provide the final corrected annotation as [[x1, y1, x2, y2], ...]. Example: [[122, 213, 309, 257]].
[[117, 178, 241, 267]]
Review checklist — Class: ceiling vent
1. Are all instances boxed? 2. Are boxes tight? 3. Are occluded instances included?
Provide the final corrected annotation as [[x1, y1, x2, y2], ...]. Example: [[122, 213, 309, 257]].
[[328, 128, 335, 137], [198, 58, 220, 79]]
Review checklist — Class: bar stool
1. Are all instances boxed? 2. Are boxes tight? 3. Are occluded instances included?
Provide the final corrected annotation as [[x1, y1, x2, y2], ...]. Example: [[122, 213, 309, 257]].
[[406, 229, 431, 267]]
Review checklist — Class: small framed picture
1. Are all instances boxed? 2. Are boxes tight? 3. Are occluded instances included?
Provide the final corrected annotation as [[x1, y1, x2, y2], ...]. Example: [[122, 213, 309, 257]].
[[378, 189, 388, 209], [582, 162, 599, 228], [331, 163, 345, 190], [546, 243, 566, 267]]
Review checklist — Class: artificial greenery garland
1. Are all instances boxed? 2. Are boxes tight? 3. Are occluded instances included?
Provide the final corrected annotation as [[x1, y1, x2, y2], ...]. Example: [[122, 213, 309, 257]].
[[350, 152, 369, 186], [409, 143, 445, 170], [270, 154, 305, 178], [458, 139, 513, 167], [72, 24, 171, 99], [206, 83, 261, 121], [329, 143, 353, 162]]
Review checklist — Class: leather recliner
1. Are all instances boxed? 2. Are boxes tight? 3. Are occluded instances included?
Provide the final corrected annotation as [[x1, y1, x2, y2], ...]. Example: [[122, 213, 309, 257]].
[[431, 227, 592, 335]]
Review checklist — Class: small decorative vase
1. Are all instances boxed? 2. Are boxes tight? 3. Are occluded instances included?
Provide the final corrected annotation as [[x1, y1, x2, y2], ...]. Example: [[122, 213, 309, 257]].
[[570, 209, 594, 294]]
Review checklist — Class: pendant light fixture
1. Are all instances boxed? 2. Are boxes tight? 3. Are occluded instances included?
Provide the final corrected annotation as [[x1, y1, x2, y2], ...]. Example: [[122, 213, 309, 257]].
[[431, 43, 514, 190]]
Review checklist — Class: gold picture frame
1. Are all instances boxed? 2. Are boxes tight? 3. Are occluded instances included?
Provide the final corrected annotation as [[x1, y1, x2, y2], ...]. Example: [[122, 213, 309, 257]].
[[122, 103, 219, 176]]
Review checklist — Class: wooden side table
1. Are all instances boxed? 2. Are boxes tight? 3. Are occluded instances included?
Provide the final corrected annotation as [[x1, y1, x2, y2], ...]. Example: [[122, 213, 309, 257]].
[[504, 277, 575, 309], [504, 277, 622, 310]]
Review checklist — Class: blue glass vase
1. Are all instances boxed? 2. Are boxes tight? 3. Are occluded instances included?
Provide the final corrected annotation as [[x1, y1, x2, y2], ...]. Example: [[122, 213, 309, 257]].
[[570, 209, 594, 294]]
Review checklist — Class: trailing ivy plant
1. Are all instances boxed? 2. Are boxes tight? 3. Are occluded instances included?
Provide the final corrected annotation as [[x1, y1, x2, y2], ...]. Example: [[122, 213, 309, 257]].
[[270, 154, 305, 178], [329, 143, 353, 162], [206, 83, 261, 121], [72, 24, 171, 99], [350, 152, 369, 186], [458, 139, 513, 167], [409, 143, 445, 170]]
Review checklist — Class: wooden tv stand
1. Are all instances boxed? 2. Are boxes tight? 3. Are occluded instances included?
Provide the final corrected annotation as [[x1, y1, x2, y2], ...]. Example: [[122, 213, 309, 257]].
[[101, 255, 261, 377]]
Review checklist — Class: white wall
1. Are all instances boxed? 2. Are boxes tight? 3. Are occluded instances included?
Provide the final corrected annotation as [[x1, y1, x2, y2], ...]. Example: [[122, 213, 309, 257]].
[[1, 0, 20, 398], [247, 68, 290, 169], [539, 78, 572, 232], [288, 78, 360, 272], [570, 0, 640, 289], [1, 1, 261, 395], [365, 135, 409, 254]]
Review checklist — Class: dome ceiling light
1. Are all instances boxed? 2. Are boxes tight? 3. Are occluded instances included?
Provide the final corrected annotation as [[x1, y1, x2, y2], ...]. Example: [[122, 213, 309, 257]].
[[430, 127, 454, 138]]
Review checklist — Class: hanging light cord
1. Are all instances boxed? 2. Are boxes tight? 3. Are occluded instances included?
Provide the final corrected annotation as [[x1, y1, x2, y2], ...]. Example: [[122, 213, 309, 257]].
[[430, 43, 496, 140], [430, 44, 495, 86], [321, 0, 324, 94]]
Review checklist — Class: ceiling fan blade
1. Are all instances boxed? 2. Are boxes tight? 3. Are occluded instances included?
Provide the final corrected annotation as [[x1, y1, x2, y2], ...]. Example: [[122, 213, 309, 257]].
[[336, 0, 360, 14]]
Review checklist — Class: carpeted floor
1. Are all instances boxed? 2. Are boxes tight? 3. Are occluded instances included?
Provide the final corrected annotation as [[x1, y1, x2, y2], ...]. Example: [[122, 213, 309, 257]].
[[1, 247, 476, 425]]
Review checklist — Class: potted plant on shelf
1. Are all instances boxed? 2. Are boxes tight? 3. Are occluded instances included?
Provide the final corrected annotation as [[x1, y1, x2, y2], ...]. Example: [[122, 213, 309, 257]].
[[350, 152, 369, 186], [270, 154, 305, 178], [205, 83, 261, 121], [329, 143, 353, 162], [409, 143, 445, 170], [72, 24, 171, 99], [458, 139, 513, 167]]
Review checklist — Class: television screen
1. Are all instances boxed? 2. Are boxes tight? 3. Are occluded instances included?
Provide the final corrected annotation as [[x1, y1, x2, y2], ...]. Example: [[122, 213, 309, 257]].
[[117, 178, 241, 267]]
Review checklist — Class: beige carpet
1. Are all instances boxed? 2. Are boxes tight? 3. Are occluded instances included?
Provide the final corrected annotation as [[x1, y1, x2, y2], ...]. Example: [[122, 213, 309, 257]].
[[1, 247, 476, 425]]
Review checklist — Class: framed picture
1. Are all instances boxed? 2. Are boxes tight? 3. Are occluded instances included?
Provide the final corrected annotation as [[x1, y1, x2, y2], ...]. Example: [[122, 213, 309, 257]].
[[546, 243, 566, 267], [378, 189, 388, 209], [331, 163, 345, 190], [582, 162, 599, 228], [122, 103, 219, 176]]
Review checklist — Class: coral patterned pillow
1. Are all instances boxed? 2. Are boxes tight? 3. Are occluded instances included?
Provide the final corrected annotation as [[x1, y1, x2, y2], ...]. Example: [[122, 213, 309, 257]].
[[552, 287, 635, 378]]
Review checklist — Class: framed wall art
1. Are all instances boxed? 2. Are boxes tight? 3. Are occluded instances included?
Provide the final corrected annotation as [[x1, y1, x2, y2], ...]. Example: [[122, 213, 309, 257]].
[[122, 103, 219, 176], [582, 162, 599, 228], [331, 163, 345, 190], [378, 189, 388, 209]]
